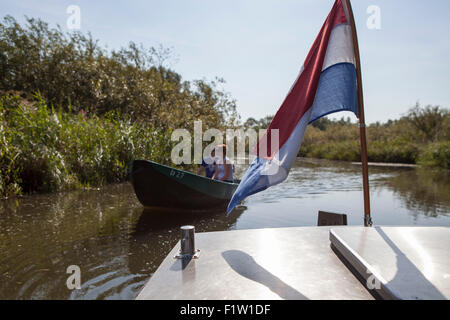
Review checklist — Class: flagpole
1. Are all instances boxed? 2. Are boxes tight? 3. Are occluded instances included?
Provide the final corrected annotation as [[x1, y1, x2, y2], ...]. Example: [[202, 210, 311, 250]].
[[342, 0, 372, 227]]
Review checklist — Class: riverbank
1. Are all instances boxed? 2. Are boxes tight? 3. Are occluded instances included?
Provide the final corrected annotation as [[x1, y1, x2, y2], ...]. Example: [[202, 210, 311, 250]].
[[243, 106, 449, 170], [296, 109, 449, 170], [351, 161, 417, 168], [1, 94, 448, 199]]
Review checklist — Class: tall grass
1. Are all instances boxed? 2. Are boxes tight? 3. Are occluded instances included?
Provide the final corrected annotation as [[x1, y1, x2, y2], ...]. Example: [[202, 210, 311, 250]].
[[0, 94, 175, 198]]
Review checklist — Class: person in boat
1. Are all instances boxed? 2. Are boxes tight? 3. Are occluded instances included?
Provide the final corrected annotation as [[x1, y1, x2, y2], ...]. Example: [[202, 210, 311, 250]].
[[198, 148, 216, 178], [212, 144, 234, 183]]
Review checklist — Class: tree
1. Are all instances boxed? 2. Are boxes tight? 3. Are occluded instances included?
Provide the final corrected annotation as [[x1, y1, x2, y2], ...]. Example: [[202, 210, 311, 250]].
[[405, 103, 449, 141]]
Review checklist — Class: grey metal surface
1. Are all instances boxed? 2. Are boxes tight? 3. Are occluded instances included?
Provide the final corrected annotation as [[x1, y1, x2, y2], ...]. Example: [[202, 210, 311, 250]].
[[330, 226, 450, 300], [136, 226, 373, 300]]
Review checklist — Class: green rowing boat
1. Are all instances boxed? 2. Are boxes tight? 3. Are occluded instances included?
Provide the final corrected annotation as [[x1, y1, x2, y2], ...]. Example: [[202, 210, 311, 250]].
[[130, 160, 239, 211]]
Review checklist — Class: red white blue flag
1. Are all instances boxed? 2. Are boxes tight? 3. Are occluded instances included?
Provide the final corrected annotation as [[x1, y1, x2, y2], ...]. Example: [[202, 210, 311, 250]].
[[227, 0, 358, 213]]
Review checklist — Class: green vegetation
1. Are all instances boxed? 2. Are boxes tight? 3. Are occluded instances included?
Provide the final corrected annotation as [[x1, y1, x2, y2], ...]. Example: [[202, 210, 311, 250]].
[[0, 16, 238, 198], [0, 16, 239, 129], [246, 104, 449, 169], [417, 141, 450, 169], [0, 93, 175, 197]]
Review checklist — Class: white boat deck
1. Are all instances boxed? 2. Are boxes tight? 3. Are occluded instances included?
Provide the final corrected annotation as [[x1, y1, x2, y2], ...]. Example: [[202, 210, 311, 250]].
[[330, 226, 450, 300], [136, 226, 373, 300], [136, 226, 450, 300]]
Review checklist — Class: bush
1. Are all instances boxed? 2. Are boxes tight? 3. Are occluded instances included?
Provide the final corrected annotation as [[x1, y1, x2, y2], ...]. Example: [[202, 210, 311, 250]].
[[418, 141, 450, 169]]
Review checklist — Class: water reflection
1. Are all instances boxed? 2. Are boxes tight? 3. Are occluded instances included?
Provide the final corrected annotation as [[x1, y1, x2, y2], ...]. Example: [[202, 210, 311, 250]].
[[234, 159, 450, 228], [0, 184, 142, 300], [127, 207, 245, 275], [0, 184, 245, 299], [0, 158, 448, 299], [373, 168, 450, 218]]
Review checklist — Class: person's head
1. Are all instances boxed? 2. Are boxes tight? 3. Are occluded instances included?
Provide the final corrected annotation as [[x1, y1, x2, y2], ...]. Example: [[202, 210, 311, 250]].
[[215, 144, 227, 160]]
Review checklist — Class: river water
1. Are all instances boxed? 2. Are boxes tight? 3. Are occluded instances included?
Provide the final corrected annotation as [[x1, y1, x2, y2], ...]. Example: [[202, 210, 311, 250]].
[[0, 158, 449, 299]]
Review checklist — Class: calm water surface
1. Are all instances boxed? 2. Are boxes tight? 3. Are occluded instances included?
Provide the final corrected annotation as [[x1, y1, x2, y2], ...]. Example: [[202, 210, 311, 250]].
[[0, 158, 449, 299]]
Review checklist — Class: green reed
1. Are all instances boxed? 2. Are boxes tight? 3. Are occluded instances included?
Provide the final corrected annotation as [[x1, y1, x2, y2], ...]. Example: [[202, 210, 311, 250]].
[[0, 94, 175, 198]]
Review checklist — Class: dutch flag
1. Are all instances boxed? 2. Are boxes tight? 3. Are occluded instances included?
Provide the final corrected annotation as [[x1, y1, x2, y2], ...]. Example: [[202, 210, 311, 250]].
[[227, 0, 359, 214]]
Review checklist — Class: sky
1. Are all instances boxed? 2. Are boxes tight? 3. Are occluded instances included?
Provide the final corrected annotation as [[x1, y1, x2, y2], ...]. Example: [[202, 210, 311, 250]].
[[1, 0, 449, 124]]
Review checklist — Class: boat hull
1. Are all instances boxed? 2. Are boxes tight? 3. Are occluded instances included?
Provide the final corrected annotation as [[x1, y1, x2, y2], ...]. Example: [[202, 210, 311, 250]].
[[130, 160, 239, 211]]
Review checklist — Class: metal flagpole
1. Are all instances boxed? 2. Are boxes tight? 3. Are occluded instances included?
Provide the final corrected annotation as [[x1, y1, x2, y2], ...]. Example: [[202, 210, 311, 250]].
[[342, 0, 372, 227]]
